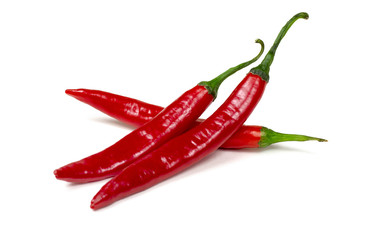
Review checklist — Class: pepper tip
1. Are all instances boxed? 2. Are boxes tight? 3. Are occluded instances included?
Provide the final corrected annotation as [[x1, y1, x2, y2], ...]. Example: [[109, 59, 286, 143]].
[[65, 89, 74, 95], [90, 193, 104, 210], [65, 88, 86, 98], [90, 201, 96, 210], [53, 169, 60, 179]]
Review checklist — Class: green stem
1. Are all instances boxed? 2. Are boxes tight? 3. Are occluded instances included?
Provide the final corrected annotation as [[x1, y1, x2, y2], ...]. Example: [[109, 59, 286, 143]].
[[258, 127, 327, 148], [250, 12, 309, 82], [199, 39, 264, 99]]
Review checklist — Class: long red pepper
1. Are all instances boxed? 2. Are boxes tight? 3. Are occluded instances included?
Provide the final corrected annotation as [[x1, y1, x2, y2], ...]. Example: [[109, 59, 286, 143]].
[[54, 40, 264, 183], [90, 12, 309, 210], [66, 88, 326, 148]]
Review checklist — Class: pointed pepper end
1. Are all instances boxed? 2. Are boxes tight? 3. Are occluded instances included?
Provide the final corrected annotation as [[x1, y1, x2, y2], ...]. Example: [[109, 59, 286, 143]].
[[65, 89, 78, 96], [90, 193, 106, 210], [53, 169, 62, 179], [65, 89, 87, 100], [317, 138, 328, 142]]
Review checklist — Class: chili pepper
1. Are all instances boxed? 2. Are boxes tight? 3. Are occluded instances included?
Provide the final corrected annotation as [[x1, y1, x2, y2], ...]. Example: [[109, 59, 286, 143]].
[[90, 12, 309, 210], [66, 89, 327, 148], [54, 40, 265, 183]]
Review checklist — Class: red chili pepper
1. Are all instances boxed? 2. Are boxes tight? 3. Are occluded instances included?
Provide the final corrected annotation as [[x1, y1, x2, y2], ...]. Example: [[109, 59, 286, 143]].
[[66, 89, 326, 148], [90, 12, 309, 210], [54, 40, 265, 183]]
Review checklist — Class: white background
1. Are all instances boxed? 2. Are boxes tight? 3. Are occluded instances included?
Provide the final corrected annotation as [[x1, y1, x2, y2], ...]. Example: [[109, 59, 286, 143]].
[[1, 0, 365, 239]]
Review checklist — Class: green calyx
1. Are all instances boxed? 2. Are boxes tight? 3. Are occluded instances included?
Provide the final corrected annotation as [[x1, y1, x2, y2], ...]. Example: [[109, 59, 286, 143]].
[[258, 127, 327, 148], [250, 12, 309, 82], [199, 39, 265, 99]]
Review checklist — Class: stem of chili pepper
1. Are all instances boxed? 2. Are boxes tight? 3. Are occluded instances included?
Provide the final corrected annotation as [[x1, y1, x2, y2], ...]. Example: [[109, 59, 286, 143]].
[[199, 39, 264, 98], [54, 40, 265, 183], [258, 127, 327, 148], [66, 89, 327, 148], [250, 12, 309, 81], [90, 12, 309, 209]]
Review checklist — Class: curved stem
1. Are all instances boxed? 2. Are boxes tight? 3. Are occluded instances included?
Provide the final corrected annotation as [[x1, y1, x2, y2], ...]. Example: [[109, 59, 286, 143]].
[[251, 12, 309, 82], [199, 39, 265, 98]]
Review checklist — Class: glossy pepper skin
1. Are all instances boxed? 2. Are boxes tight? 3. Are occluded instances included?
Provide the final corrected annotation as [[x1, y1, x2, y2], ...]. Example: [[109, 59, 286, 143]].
[[66, 89, 326, 148], [90, 12, 309, 210], [65, 88, 163, 127], [54, 40, 265, 183], [91, 73, 266, 209]]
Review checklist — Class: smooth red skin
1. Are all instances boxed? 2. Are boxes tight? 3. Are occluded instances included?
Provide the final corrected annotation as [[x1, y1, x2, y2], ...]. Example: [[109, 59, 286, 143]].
[[54, 85, 214, 183], [65, 89, 163, 128], [220, 125, 262, 148], [66, 89, 263, 148], [91, 73, 266, 209]]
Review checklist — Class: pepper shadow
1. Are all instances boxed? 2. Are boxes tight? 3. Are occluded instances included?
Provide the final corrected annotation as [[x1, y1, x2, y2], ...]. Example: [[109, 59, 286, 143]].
[[165, 143, 316, 182], [65, 178, 111, 189]]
